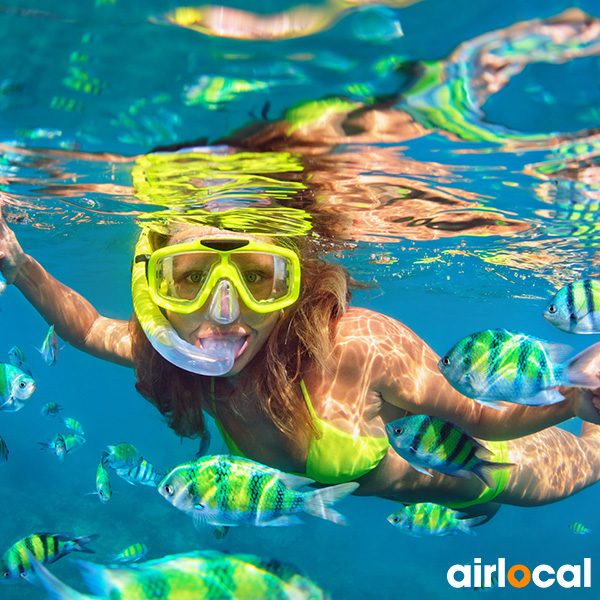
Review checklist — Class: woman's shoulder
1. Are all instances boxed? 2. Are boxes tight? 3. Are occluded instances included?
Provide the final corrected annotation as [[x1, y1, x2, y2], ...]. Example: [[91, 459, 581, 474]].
[[334, 307, 417, 345]]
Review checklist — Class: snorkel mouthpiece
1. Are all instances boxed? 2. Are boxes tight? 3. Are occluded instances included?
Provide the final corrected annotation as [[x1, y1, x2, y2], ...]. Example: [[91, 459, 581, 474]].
[[132, 231, 237, 376], [208, 279, 240, 324]]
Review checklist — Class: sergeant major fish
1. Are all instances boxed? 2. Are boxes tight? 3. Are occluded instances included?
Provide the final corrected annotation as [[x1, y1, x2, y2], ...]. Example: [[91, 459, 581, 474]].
[[41, 402, 63, 419], [544, 279, 600, 334], [385, 415, 514, 486], [0, 363, 36, 412], [107, 542, 150, 563], [569, 521, 592, 535], [387, 502, 486, 537], [158, 454, 358, 528], [38, 324, 59, 366], [0, 532, 98, 581], [438, 329, 600, 407], [62, 417, 85, 436], [95, 460, 112, 503], [40, 433, 85, 462], [29, 549, 329, 599]]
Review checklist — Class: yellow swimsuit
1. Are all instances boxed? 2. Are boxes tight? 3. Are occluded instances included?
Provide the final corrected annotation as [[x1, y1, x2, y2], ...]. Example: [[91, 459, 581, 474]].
[[211, 379, 509, 503]]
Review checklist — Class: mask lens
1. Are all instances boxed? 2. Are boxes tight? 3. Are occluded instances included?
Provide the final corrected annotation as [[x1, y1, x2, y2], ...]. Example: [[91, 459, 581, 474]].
[[230, 252, 292, 303], [154, 252, 219, 303]]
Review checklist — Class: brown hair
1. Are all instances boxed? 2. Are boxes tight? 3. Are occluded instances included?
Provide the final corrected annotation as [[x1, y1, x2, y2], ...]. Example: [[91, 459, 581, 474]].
[[130, 231, 355, 440]]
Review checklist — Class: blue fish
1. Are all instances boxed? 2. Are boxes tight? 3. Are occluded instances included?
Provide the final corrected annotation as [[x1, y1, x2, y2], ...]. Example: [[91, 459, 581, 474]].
[[8, 345, 33, 377], [39, 324, 59, 366]]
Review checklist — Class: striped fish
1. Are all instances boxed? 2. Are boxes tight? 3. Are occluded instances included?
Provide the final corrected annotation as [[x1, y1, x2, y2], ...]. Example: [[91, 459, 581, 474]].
[[0, 532, 98, 581], [62, 417, 85, 436], [29, 549, 328, 599], [437, 329, 600, 407], [569, 522, 592, 535], [95, 461, 112, 503], [158, 454, 358, 528], [39, 433, 85, 462], [39, 325, 59, 366], [0, 363, 36, 412], [544, 279, 600, 334], [108, 542, 150, 563], [385, 415, 514, 486], [41, 402, 63, 419], [102, 443, 142, 471], [387, 502, 486, 537], [116, 458, 164, 487]]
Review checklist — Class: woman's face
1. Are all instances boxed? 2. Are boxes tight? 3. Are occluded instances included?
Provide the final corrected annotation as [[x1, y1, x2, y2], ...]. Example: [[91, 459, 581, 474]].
[[164, 226, 284, 377]]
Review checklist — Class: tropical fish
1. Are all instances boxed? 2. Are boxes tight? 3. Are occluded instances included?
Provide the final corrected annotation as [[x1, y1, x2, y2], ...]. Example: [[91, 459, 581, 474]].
[[437, 329, 600, 407], [101, 443, 143, 471], [0, 532, 98, 581], [0, 271, 6, 295], [385, 415, 514, 486], [569, 522, 592, 535], [0, 435, 8, 462], [0, 363, 36, 412], [39, 324, 59, 366], [107, 542, 150, 563], [8, 345, 32, 377], [40, 433, 85, 462], [158, 454, 359, 528], [387, 503, 486, 537], [62, 417, 85, 436], [115, 458, 164, 487], [95, 461, 112, 503], [544, 279, 600, 334], [29, 549, 328, 599], [41, 402, 63, 419]]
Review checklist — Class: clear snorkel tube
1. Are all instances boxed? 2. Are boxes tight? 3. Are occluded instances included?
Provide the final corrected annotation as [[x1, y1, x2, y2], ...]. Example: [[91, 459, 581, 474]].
[[132, 229, 237, 375]]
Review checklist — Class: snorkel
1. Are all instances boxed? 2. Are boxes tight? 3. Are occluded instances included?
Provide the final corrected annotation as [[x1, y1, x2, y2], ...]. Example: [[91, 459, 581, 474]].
[[132, 228, 238, 375]]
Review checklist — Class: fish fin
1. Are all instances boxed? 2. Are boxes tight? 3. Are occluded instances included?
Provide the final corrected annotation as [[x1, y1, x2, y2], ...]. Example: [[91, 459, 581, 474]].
[[303, 481, 358, 525], [471, 461, 515, 489], [521, 389, 566, 406], [539, 340, 574, 365], [276, 472, 315, 490], [192, 508, 212, 531], [71, 534, 100, 553], [75, 559, 131, 597], [564, 341, 600, 388], [456, 515, 488, 535], [25, 552, 91, 600], [473, 397, 507, 411], [214, 525, 230, 540], [263, 515, 303, 527], [408, 462, 434, 477]]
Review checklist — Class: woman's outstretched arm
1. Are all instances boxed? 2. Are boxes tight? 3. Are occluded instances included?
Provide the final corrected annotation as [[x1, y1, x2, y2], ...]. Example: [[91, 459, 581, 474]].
[[0, 205, 133, 367]]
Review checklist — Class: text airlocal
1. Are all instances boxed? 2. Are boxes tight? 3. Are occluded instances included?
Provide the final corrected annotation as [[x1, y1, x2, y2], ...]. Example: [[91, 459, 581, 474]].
[[447, 558, 591, 588]]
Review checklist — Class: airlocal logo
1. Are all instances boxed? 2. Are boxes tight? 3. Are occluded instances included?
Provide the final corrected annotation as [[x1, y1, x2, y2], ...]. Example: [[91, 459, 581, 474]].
[[448, 558, 591, 589]]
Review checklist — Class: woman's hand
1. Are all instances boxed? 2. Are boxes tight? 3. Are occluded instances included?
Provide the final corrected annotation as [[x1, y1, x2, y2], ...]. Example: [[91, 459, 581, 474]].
[[564, 386, 600, 425], [0, 203, 27, 285]]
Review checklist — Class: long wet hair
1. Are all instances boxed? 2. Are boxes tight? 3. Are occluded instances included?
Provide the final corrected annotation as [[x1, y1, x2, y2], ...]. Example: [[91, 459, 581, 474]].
[[130, 229, 355, 440]]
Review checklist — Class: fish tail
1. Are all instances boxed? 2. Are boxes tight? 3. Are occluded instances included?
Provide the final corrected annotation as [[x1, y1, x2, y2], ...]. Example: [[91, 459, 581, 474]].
[[563, 341, 600, 388], [457, 515, 488, 535], [70, 534, 100, 554], [303, 482, 359, 525], [472, 461, 515, 489], [25, 551, 92, 600]]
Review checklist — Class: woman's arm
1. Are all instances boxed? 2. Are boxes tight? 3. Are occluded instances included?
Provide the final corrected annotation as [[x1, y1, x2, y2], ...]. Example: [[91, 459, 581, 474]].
[[0, 206, 133, 367], [352, 309, 599, 439]]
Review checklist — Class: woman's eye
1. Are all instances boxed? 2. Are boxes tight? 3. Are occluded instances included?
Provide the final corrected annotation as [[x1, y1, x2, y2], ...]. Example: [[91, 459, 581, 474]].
[[243, 271, 262, 284], [184, 271, 205, 284]]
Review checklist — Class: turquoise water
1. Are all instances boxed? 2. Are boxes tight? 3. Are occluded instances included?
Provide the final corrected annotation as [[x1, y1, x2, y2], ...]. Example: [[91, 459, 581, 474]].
[[1, 0, 600, 598]]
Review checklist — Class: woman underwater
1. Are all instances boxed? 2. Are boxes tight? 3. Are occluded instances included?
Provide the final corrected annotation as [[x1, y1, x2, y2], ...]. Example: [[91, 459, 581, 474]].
[[2, 203, 600, 522]]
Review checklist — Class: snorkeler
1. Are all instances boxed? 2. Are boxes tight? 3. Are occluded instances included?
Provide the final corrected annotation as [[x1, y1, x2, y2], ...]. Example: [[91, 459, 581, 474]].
[[2, 204, 600, 522]]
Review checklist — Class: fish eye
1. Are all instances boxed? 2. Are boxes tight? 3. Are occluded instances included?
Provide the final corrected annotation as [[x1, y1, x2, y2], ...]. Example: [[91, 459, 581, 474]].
[[3, 571, 9, 578], [393, 426, 403, 436], [441, 356, 450, 366], [19, 381, 26, 388], [164, 484, 174, 496], [392, 516, 400, 523], [547, 304, 557, 314]]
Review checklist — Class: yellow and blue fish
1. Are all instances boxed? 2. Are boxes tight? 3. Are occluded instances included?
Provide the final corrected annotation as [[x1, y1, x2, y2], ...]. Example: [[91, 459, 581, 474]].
[[569, 522, 592, 535], [0, 363, 36, 412], [38, 324, 59, 366], [62, 417, 85, 436], [0, 532, 98, 581], [158, 454, 358, 528], [385, 415, 514, 485], [8, 345, 32, 377], [544, 279, 600, 334], [107, 542, 150, 563], [29, 549, 328, 599], [438, 329, 600, 407], [41, 402, 63, 419], [95, 460, 112, 503], [387, 503, 486, 537]]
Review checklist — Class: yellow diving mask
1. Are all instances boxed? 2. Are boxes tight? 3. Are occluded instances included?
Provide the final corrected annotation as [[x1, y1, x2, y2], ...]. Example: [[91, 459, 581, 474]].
[[136, 237, 301, 315]]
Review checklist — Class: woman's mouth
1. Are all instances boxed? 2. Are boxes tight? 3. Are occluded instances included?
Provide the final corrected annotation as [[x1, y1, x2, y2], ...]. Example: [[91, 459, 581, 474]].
[[196, 335, 249, 359]]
